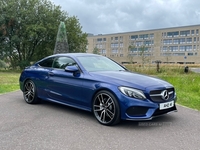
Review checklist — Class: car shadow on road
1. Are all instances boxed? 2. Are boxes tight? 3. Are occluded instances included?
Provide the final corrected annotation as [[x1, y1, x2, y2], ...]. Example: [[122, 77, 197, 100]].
[[40, 100, 94, 118], [117, 115, 177, 129]]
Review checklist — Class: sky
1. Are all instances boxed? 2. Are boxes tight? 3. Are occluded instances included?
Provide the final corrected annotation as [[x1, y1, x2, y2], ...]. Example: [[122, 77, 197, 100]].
[[50, 0, 200, 35]]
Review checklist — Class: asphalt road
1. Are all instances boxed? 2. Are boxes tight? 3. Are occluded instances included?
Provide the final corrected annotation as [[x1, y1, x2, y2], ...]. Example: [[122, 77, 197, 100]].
[[0, 91, 200, 150], [190, 68, 200, 73]]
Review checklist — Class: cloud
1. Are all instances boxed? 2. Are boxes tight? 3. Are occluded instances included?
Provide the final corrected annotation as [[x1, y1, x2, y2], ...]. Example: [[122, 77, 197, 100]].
[[51, 0, 200, 34]]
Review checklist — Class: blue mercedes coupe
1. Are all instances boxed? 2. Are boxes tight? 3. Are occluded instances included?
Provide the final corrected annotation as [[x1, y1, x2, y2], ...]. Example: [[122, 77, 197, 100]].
[[19, 53, 177, 126]]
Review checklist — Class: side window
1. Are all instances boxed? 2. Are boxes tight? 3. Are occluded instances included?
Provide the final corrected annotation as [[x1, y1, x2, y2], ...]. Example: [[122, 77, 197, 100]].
[[38, 57, 54, 68], [52, 57, 76, 69]]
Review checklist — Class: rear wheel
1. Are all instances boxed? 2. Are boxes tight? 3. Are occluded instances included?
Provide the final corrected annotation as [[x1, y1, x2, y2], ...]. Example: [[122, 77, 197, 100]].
[[93, 90, 120, 126], [23, 80, 40, 104]]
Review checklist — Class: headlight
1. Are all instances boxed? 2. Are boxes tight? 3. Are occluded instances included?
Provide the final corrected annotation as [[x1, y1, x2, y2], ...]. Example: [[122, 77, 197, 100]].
[[119, 87, 146, 100]]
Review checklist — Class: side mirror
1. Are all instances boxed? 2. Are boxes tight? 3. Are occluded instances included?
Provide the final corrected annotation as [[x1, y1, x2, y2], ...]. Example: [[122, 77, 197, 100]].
[[65, 65, 80, 77], [65, 65, 79, 72]]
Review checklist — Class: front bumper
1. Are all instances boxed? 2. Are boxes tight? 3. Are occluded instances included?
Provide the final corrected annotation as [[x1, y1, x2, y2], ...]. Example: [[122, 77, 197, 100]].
[[125, 105, 177, 121], [118, 93, 177, 120]]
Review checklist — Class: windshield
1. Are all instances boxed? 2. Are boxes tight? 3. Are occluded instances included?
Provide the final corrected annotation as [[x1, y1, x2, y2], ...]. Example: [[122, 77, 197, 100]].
[[77, 56, 126, 72]]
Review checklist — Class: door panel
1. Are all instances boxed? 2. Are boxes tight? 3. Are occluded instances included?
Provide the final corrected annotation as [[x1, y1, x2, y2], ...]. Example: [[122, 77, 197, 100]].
[[45, 56, 87, 107], [47, 69, 86, 106]]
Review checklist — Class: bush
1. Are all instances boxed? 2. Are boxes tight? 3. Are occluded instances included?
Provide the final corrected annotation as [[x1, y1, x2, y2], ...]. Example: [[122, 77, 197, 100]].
[[0, 60, 8, 69]]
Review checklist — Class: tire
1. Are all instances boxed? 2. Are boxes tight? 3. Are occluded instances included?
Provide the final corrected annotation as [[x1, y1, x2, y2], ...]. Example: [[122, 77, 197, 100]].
[[93, 90, 120, 126], [23, 80, 40, 104]]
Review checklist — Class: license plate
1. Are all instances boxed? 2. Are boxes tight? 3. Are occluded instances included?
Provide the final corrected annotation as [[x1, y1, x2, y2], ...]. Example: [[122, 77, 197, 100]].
[[159, 101, 174, 110]]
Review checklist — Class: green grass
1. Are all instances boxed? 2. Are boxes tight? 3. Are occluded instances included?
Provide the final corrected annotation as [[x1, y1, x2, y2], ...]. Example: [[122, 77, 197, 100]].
[[158, 74, 200, 111], [0, 71, 20, 94]]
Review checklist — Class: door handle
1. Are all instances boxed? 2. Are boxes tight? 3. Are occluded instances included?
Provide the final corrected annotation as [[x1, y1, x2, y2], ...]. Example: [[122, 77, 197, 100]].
[[48, 72, 54, 76]]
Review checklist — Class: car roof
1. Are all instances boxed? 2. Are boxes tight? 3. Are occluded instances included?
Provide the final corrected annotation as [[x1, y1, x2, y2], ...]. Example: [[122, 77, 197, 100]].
[[35, 53, 103, 65], [51, 53, 101, 57]]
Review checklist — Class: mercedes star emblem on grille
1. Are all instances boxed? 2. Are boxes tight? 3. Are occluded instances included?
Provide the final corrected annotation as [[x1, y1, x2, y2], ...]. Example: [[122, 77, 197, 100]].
[[161, 90, 169, 100]]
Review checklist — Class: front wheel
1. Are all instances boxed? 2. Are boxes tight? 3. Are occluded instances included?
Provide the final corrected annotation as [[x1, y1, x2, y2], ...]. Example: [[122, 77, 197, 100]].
[[23, 80, 40, 104], [93, 90, 120, 126]]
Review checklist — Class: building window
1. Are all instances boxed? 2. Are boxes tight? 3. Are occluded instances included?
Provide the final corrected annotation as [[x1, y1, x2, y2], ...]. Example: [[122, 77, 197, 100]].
[[144, 40, 153, 46], [111, 43, 118, 48], [129, 48, 137, 53], [149, 33, 154, 39], [101, 49, 106, 54], [186, 38, 192, 43], [144, 53, 152, 56], [103, 38, 106, 42], [188, 53, 193, 56], [179, 46, 185, 51], [97, 38, 102, 42], [163, 39, 172, 45], [135, 41, 142, 46], [112, 49, 118, 53], [191, 30, 194, 35], [179, 38, 185, 44], [179, 45, 192, 51], [194, 37, 196, 43], [162, 32, 166, 38], [173, 53, 185, 56], [120, 36, 123, 41], [139, 34, 148, 40], [173, 39, 179, 44], [170, 46, 178, 51], [96, 44, 103, 48], [167, 31, 179, 37], [186, 45, 192, 51], [193, 45, 196, 50], [196, 29, 199, 35], [162, 53, 172, 56], [146, 47, 152, 52], [180, 30, 190, 36], [120, 43, 123, 47], [162, 46, 168, 52], [130, 35, 138, 40], [115, 37, 118, 41]]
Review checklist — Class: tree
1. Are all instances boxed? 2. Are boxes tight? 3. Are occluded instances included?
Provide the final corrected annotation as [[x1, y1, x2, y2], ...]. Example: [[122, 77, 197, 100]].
[[138, 45, 151, 67], [128, 45, 136, 64], [0, 0, 87, 69], [165, 47, 172, 63], [65, 16, 88, 53], [0, 60, 7, 69], [93, 47, 100, 54]]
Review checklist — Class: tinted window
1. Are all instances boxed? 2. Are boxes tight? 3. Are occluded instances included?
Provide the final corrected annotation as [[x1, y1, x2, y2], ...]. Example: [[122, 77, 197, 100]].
[[39, 57, 54, 68], [52, 57, 76, 69]]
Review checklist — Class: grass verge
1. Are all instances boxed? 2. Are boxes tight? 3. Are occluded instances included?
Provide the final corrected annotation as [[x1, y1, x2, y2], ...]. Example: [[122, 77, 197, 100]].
[[158, 74, 200, 111], [0, 71, 20, 94]]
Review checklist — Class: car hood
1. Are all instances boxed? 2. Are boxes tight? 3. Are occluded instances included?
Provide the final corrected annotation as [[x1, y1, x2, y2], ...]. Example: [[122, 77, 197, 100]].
[[89, 71, 172, 90]]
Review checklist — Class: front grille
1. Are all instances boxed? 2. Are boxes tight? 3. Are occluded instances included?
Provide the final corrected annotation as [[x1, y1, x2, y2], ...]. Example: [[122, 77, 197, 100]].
[[149, 88, 174, 102]]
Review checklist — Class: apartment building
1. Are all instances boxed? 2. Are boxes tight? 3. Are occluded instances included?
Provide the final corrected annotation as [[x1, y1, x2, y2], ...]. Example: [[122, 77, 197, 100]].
[[87, 25, 200, 64]]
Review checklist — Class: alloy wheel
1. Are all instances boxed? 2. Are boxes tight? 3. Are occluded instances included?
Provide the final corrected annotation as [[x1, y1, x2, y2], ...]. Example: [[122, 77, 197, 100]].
[[24, 80, 36, 103], [93, 91, 120, 125]]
